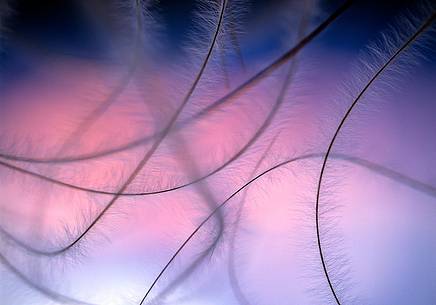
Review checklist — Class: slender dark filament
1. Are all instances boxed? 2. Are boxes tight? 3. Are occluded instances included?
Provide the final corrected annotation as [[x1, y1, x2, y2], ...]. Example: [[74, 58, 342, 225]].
[[315, 12, 436, 305]]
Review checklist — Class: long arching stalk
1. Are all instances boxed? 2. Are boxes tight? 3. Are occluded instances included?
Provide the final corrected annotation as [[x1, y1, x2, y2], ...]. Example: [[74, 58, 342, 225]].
[[315, 11, 436, 305]]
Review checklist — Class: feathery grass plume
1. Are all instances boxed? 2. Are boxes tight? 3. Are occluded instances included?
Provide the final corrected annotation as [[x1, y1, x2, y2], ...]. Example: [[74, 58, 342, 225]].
[[144, 3, 320, 299], [0, 1, 352, 166], [0, 0, 228, 268], [314, 3, 436, 304], [0, 1, 352, 206]]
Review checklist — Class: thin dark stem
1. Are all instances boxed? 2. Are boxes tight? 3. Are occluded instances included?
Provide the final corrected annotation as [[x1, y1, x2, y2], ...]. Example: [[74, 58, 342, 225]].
[[315, 12, 436, 305]]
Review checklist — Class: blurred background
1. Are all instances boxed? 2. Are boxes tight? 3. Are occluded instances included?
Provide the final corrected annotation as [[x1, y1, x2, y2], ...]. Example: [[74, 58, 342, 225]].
[[0, 0, 435, 304]]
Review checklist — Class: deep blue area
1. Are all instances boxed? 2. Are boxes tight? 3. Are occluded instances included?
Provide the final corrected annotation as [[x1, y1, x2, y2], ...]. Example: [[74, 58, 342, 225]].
[[0, 0, 430, 87]]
